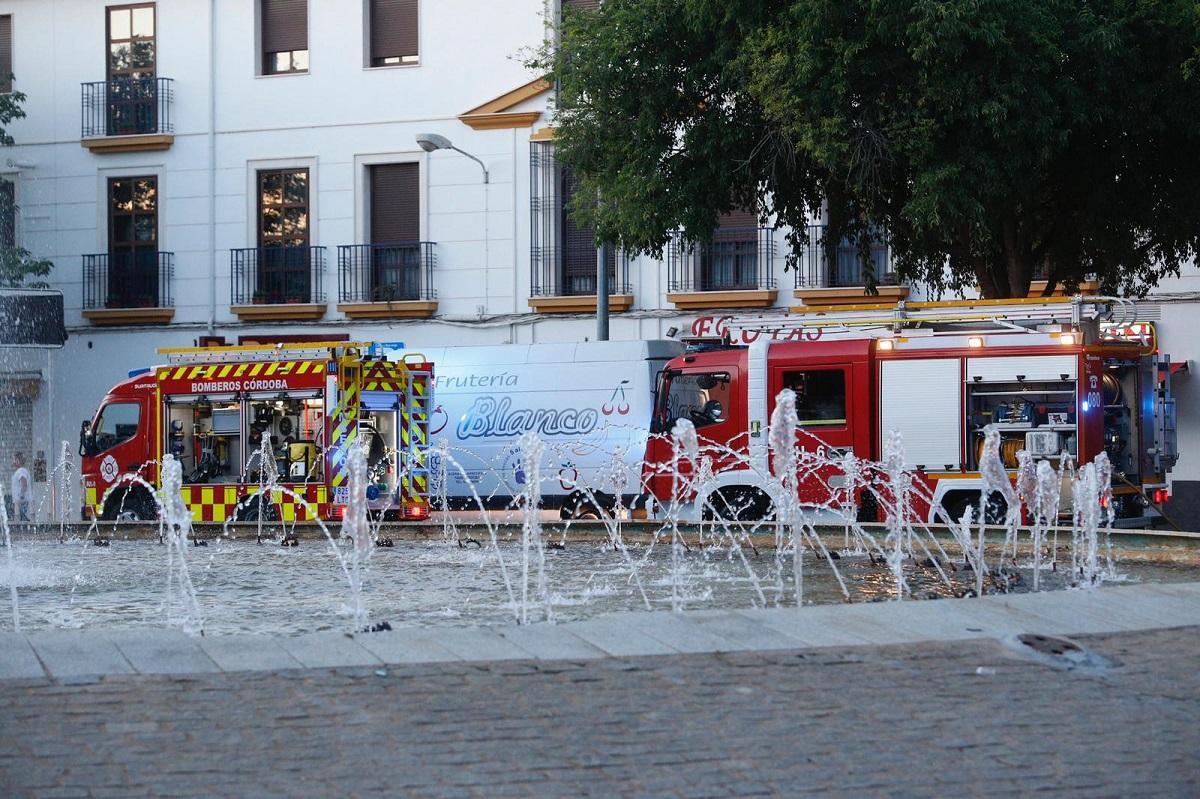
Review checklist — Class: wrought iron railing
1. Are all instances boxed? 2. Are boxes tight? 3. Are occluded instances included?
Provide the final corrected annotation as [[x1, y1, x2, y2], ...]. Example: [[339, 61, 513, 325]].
[[531, 245, 631, 297], [529, 141, 633, 298], [667, 227, 775, 292], [230, 246, 326, 305], [1031, 264, 1098, 283], [338, 242, 436, 303], [82, 251, 174, 310], [794, 225, 895, 289], [81, 77, 175, 138]]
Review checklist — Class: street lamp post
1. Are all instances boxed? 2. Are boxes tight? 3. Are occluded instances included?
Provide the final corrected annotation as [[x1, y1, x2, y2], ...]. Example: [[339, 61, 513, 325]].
[[415, 133, 490, 314], [597, 241, 610, 341]]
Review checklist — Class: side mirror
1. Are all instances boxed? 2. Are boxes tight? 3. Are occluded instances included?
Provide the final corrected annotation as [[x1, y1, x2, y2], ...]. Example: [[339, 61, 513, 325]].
[[78, 421, 94, 457]]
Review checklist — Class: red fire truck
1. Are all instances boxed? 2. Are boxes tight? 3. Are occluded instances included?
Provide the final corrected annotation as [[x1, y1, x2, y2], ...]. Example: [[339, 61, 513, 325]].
[[644, 297, 1179, 527], [79, 341, 434, 523]]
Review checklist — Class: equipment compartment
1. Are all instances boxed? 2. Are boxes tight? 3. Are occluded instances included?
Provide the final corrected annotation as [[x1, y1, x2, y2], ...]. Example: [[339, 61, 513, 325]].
[[965, 379, 1077, 469]]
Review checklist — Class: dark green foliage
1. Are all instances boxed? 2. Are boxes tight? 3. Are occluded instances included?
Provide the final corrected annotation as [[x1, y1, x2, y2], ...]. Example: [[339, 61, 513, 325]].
[[0, 81, 53, 288], [536, 0, 1200, 298]]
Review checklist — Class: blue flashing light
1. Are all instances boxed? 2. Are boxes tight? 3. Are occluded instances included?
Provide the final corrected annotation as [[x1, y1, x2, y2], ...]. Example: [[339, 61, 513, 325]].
[[368, 341, 406, 358], [1082, 400, 1090, 412], [128, 367, 151, 378]]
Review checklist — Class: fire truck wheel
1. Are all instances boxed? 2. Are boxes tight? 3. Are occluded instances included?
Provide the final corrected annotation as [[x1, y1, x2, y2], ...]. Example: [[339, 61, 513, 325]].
[[236, 495, 281, 522], [855, 491, 879, 523], [559, 491, 611, 520], [101, 487, 157, 522], [703, 486, 774, 523], [943, 492, 1008, 526]]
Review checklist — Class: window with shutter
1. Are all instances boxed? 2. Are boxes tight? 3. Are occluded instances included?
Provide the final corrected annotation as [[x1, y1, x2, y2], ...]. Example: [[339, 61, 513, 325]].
[[0, 179, 15, 249], [368, 163, 421, 300], [560, 163, 614, 296], [369, 0, 418, 66], [700, 209, 760, 291], [0, 16, 12, 94], [261, 0, 308, 74], [369, 163, 419, 244]]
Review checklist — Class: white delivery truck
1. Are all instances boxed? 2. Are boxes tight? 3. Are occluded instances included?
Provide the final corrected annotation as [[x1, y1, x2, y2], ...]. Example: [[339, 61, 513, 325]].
[[409, 340, 681, 516]]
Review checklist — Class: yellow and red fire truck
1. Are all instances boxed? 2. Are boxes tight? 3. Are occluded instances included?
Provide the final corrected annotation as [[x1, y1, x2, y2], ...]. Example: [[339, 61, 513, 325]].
[[79, 341, 433, 523]]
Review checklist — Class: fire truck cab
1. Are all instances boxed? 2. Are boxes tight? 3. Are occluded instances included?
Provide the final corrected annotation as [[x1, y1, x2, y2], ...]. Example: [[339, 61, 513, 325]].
[[79, 341, 434, 523], [644, 297, 1179, 527]]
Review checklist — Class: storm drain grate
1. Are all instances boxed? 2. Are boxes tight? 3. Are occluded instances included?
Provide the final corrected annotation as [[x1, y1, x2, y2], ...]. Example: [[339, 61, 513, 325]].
[[1018, 634, 1081, 657], [1006, 633, 1117, 673]]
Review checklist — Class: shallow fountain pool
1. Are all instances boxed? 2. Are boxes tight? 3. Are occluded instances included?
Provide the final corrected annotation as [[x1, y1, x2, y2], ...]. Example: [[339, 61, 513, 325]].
[[2, 536, 1197, 636]]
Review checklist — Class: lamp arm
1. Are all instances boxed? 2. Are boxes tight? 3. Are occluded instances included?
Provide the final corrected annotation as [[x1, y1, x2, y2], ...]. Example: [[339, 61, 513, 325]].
[[450, 146, 489, 183]]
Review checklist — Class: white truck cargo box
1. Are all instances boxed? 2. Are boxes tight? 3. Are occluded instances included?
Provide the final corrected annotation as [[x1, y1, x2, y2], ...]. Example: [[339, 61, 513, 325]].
[[402, 340, 680, 507]]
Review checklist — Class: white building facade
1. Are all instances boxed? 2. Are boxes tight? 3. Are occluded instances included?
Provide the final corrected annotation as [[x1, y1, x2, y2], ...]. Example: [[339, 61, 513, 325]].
[[2, 0, 1198, 524]]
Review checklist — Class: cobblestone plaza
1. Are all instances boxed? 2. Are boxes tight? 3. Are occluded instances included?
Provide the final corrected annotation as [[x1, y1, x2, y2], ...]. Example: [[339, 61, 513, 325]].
[[2, 584, 1198, 797]]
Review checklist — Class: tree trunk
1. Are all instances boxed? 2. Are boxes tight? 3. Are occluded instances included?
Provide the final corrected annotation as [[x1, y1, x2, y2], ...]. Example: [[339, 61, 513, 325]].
[[1001, 217, 1032, 298]]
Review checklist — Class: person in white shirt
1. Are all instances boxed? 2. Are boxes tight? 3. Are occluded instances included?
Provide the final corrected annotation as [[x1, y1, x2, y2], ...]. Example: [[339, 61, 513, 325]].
[[10, 452, 31, 523]]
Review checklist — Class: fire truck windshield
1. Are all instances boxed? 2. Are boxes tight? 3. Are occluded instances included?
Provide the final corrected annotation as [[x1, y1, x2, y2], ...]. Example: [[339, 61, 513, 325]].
[[653, 371, 731, 433]]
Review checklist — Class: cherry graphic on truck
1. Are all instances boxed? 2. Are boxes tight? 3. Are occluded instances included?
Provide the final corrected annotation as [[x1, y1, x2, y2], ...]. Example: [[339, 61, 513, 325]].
[[601, 381, 632, 416]]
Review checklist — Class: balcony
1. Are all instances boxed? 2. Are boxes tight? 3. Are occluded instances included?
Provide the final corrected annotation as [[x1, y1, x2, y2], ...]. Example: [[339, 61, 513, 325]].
[[792, 225, 907, 307], [666, 227, 777, 310], [528, 245, 634, 314], [1028, 264, 1099, 298], [81, 251, 174, 325], [337, 242, 438, 319], [230, 246, 326, 321], [80, 77, 175, 154]]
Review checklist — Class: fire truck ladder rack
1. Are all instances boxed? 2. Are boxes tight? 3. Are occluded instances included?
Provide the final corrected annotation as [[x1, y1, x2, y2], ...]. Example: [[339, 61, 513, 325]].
[[401, 366, 433, 511], [732, 296, 1139, 337], [159, 342, 377, 366]]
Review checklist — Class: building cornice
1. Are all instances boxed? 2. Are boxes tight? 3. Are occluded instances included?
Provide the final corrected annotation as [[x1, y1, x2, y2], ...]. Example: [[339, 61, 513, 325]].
[[458, 77, 550, 130]]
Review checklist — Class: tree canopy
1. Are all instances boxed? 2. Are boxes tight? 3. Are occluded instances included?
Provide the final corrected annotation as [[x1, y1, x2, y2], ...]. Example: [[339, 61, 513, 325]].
[[0, 84, 52, 288], [537, 0, 1200, 298]]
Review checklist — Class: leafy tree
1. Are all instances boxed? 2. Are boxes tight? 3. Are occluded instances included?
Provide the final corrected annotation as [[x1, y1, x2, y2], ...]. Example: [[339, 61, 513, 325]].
[[537, 0, 1200, 298], [0, 82, 52, 288]]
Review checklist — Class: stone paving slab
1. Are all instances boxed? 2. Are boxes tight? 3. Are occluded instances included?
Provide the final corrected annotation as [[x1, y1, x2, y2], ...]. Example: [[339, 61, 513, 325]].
[[6, 581, 1200, 681], [679, 609, 813, 650], [106, 628, 221, 675], [560, 618, 682, 657], [830, 601, 956, 644], [1002, 590, 1177, 632], [428, 627, 540, 661], [23, 630, 136, 678], [276, 631, 383, 669], [0, 632, 44, 680], [994, 587, 1200, 634], [492, 623, 609, 660], [736, 605, 881, 647], [944, 596, 1070, 636], [353, 628, 464, 664], [602, 610, 744, 653], [197, 634, 305, 672]]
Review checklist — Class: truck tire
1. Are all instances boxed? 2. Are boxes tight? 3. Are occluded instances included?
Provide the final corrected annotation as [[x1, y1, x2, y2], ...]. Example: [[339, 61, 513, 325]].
[[101, 487, 158, 522], [943, 492, 1007, 526], [236, 495, 280, 522], [855, 490, 879, 523], [559, 491, 611, 521], [703, 486, 774, 523]]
